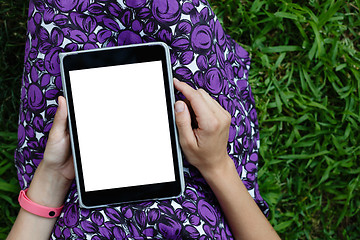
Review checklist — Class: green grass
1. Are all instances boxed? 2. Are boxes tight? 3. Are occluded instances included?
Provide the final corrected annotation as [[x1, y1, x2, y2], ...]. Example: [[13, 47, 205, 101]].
[[211, 0, 360, 239], [0, 0, 27, 238], [0, 132, 19, 238], [1, 0, 359, 239]]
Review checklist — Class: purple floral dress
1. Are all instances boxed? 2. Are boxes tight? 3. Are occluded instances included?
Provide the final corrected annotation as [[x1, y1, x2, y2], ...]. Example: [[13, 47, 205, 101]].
[[15, 0, 269, 239]]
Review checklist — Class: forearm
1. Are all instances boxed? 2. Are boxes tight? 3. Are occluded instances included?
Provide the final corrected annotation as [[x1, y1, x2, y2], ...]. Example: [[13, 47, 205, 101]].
[[7, 161, 72, 240], [200, 157, 280, 240]]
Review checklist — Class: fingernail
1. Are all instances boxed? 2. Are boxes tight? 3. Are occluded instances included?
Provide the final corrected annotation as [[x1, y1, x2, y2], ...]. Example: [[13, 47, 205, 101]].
[[175, 101, 185, 113]]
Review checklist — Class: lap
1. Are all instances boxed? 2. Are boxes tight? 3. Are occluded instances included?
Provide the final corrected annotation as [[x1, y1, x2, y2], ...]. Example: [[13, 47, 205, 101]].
[[15, 0, 268, 238]]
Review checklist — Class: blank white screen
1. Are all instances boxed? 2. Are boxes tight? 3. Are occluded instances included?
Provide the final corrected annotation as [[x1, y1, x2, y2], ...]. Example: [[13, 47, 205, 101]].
[[69, 61, 175, 192]]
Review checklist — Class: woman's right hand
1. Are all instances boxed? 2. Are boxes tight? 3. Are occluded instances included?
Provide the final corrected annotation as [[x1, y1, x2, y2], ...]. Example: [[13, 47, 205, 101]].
[[173, 78, 233, 177], [173, 78, 280, 240]]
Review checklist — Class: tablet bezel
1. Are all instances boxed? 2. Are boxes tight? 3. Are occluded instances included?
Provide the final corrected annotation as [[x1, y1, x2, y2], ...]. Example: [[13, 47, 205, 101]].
[[59, 42, 184, 208]]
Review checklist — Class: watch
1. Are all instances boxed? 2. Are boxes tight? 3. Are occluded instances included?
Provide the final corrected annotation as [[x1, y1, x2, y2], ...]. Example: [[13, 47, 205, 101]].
[[18, 188, 64, 218]]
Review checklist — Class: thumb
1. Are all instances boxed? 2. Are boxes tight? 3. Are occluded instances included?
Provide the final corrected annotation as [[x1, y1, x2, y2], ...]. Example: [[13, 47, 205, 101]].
[[174, 101, 196, 148], [51, 96, 68, 135]]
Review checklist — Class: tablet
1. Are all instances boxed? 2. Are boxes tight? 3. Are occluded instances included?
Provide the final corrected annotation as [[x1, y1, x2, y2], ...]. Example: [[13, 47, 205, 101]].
[[59, 42, 184, 208]]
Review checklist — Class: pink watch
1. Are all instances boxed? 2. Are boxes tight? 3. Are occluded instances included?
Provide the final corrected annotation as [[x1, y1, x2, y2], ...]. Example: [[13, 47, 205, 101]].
[[18, 188, 64, 218]]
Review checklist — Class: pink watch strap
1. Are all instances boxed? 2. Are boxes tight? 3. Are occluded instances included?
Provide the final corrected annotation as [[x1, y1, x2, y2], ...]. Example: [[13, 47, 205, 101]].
[[18, 188, 64, 218]]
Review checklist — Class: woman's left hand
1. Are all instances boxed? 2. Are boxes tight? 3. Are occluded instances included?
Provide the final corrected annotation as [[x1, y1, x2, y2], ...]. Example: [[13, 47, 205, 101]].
[[7, 96, 75, 240], [41, 95, 75, 183], [25, 95, 74, 208]]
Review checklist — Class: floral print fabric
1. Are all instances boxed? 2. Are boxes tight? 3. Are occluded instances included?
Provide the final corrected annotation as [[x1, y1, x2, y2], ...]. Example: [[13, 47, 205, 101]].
[[15, 0, 269, 239]]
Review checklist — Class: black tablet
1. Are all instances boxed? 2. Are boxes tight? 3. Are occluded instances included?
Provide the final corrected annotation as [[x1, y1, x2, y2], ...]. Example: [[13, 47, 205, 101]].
[[59, 42, 184, 208]]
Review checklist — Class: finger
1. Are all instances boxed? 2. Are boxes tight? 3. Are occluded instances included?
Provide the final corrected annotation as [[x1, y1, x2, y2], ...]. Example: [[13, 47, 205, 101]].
[[197, 89, 224, 112], [197, 89, 220, 114], [51, 96, 68, 135], [197, 89, 231, 119], [173, 78, 212, 120], [174, 101, 197, 149], [174, 79, 228, 131]]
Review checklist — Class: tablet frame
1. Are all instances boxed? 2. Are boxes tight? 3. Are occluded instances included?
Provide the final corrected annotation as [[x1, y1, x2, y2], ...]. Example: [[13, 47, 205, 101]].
[[59, 42, 184, 208]]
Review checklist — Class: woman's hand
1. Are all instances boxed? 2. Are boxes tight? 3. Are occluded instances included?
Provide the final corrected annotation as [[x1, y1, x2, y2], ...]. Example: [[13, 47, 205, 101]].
[[41, 95, 75, 183], [7, 96, 75, 240], [173, 79, 280, 240], [173, 78, 232, 176], [24, 95, 74, 208], [25, 96, 74, 208]]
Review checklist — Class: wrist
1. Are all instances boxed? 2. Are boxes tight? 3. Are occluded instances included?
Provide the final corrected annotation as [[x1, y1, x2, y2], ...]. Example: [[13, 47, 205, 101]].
[[198, 155, 235, 181], [27, 161, 72, 208], [199, 155, 251, 203], [19, 189, 64, 218]]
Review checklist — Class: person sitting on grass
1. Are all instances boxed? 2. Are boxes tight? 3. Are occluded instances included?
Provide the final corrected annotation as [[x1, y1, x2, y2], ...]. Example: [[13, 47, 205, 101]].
[[9, 0, 278, 239]]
